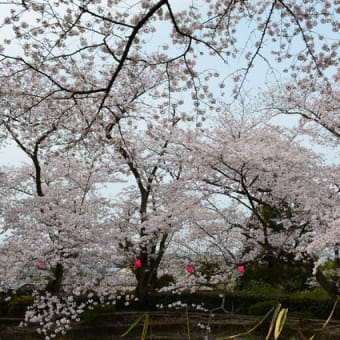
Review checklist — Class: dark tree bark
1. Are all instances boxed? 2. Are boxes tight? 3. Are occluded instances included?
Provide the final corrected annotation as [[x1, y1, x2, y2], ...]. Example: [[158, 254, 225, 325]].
[[315, 267, 339, 301], [46, 263, 64, 295]]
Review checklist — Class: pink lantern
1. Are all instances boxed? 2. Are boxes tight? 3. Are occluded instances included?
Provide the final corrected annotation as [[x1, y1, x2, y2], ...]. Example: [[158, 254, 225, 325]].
[[37, 259, 44, 269], [134, 259, 142, 268], [186, 265, 194, 274], [237, 265, 245, 274]]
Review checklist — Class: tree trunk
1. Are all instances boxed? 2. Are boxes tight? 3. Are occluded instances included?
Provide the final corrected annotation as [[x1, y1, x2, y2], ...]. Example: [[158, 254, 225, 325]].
[[46, 263, 64, 295], [315, 267, 339, 301], [135, 261, 158, 306]]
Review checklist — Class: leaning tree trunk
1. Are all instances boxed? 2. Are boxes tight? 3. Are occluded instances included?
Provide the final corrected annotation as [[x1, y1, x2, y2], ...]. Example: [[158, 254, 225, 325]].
[[316, 267, 339, 301]]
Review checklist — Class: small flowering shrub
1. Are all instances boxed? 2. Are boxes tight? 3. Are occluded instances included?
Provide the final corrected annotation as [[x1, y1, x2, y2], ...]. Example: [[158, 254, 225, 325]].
[[21, 294, 87, 338], [20, 289, 139, 339]]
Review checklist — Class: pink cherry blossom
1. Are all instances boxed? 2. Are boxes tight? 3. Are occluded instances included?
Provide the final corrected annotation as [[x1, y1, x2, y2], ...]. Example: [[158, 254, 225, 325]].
[[0, 1, 338, 338]]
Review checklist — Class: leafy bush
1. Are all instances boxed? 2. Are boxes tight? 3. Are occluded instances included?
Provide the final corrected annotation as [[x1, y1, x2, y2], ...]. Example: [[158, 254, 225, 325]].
[[81, 304, 116, 320], [7, 295, 35, 317], [0, 288, 338, 321], [239, 253, 313, 292], [290, 287, 330, 300], [240, 280, 285, 296]]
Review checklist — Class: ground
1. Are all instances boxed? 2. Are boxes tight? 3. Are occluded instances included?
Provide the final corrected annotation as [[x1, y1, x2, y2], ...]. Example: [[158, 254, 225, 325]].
[[1, 311, 340, 339]]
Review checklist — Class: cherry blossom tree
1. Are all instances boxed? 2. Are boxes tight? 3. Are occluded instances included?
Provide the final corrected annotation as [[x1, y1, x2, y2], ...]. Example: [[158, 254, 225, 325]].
[[0, 0, 338, 130], [266, 75, 340, 141], [102, 111, 198, 303], [0, 79, 127, 337], [1, 163, 112, 288], [0, 155, 120, 336], [0, 33, 198, 334], [263, 72, 339, 296], [0, 0, 339, 336], [186, 112, 339, 295], [0, 69, 115, 289], [163, 203, 251, 294]]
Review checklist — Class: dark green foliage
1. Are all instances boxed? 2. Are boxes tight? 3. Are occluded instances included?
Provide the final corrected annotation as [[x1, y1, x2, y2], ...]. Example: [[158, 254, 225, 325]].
[[197, 260, 221, 283], [239, 205, 314, 292], [291, 287, 330, 300], [0, 299, 9, 317], [154, 274, 176, 290], [143, 291, 222, 310], [81, 304, 116, 320], [0, 287, 338, 321], [143, 288, 337, 319], [320, 259, 339, 281], [260, 204, 285, 231], [230, 287, 338, 319], [7, 295, 35, 317], [248, 300, 279, 315], [239, 252, 313, 292]]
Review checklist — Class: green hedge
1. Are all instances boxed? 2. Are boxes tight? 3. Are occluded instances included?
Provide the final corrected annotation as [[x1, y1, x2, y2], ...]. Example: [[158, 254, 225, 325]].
[[0, 288, 338, 320], [143, 288, 339, 320], [3, 295, 35, 318]]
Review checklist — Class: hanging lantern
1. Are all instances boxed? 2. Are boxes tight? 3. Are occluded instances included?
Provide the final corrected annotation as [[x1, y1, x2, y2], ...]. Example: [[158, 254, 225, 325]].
[[134, 259, 142, 268], [37, 259, 44, 269], [237, 264, 245, 274], [186, 265, 194, 274]]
